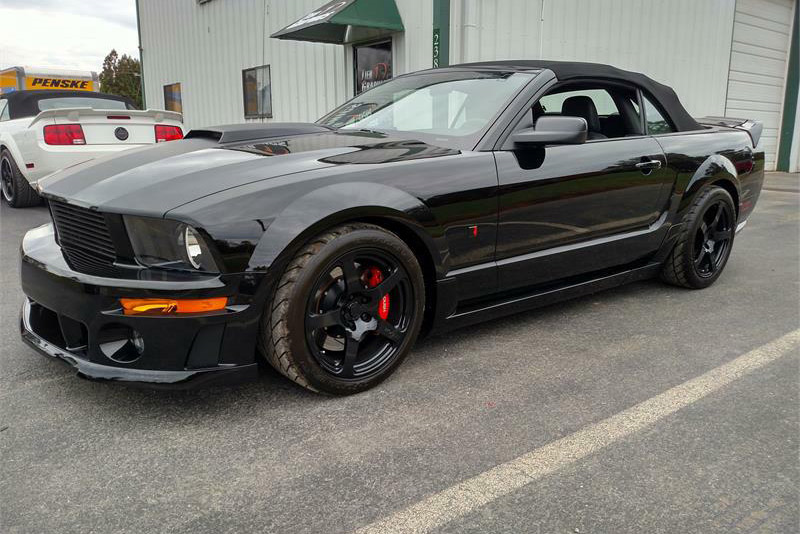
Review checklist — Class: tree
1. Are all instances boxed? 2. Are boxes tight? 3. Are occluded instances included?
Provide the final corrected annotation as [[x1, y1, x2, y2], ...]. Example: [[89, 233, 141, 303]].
[[99, 49, 143, 108]]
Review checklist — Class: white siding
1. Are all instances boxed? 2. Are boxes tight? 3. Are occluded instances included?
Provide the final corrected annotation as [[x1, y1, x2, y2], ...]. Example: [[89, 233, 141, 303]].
[[451, 0, 546, 64], [726, 0, 796, 170], [451, 0, 737, 117], [394, 0, 434, 74], [139, 0, 348, 129]]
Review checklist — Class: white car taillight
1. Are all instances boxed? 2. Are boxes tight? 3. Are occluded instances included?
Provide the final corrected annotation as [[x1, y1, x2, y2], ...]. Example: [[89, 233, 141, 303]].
[[155, 125, 183, 143], [44, 124, 86, 145]]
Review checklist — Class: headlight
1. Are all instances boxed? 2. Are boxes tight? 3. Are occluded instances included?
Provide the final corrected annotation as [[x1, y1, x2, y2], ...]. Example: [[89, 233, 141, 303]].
[[124, 216, 218, 272], [182, 226, 204, 269]]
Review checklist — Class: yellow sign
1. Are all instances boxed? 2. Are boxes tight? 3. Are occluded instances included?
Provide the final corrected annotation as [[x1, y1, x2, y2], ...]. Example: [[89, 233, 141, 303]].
[[0, 72, 17, 94], [25, 77, 95, 91]]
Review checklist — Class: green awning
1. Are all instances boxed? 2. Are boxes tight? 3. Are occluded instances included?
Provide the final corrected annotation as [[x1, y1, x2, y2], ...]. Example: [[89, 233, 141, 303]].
[[271, 0, 404, 45]]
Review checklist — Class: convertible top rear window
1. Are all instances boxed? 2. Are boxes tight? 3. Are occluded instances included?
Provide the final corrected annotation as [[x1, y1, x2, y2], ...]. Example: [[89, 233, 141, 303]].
[[37, 96, 131, 112], [2, 90, 137, 120]]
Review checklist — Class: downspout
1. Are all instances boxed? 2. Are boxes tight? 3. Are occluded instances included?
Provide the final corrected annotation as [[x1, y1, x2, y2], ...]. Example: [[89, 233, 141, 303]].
[[135, 0, 146, 108], [777, 0, 798, 172]]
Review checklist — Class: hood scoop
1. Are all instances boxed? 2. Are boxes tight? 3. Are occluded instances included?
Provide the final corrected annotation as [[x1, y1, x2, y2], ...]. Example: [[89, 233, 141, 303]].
[[185, 122, 332, 144]]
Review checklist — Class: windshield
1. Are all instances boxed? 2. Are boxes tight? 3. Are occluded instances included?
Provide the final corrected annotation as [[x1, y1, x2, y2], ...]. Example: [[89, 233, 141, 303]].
[[317, 70, 534, 149], [37, 96, 134, 112]]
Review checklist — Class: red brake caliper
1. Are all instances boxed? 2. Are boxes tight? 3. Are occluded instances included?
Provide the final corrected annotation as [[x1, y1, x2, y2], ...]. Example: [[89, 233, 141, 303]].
[[365, 267, 390, 320]]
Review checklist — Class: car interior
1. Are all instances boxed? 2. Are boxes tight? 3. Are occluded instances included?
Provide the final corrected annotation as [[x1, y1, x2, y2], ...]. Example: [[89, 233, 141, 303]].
[[523, 82, 647, 140]]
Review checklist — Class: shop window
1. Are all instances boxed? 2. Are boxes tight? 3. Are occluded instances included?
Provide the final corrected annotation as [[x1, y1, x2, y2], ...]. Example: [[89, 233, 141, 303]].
[[354, 41, 392, 95], [242, 65, 273, 119], [163, 83, 182, 113]]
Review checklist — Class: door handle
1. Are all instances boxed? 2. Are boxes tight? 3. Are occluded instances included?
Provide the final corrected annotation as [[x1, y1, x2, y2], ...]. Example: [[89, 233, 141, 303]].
[[636, 160, 662, 171]]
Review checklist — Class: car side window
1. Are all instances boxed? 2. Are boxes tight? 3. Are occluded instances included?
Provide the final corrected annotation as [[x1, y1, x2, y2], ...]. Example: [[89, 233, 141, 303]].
[[643, 95, 675, 135], [539, 89, 618, 116], [0, 99, 9, 121], [534, 87, 641, 139]]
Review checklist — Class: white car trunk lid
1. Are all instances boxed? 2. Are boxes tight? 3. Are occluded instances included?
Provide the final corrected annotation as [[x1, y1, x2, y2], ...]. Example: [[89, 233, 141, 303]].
[[31, 108, 183, 145]]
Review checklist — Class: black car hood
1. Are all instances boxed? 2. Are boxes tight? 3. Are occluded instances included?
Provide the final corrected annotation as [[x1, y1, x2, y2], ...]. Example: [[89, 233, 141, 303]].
[[39, 126, 459, 217]]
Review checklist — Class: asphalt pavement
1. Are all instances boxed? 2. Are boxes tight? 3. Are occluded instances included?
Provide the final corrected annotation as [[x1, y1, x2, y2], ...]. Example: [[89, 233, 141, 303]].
[[1, 174, 798, 534]]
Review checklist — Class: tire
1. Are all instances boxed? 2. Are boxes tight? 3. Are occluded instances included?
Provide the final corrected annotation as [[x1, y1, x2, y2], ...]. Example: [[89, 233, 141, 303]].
[[1, 149, 40, 208], [661, 186, 736, 289], [259, 223, 425, 395]]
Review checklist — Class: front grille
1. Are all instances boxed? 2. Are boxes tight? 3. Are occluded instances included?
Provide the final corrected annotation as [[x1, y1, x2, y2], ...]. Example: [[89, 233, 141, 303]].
[[50, 201, 119, 276]]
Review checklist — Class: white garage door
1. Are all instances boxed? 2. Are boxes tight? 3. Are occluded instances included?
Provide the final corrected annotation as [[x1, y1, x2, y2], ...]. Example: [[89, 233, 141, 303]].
[[726, 0, 796, 170]]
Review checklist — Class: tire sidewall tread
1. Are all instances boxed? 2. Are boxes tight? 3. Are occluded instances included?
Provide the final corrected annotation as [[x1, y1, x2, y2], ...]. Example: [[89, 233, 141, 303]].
[[1, 149, 40, 208], [661, 185, 736, 289], [259, 223, 425, 395]]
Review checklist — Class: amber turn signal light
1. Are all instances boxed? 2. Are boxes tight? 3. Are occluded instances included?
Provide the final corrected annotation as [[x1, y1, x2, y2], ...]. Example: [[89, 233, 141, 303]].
[[120, 297, 228, 315]]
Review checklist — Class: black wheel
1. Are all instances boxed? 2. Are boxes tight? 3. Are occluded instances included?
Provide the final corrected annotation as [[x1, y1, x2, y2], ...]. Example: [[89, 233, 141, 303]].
[[260, 223, 425, 395], [1, 149, 40, 208], [661, 186, 736, 289]]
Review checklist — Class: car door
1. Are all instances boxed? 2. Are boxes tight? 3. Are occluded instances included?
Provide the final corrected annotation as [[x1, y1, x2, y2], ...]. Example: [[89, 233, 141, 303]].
[[494, 85, 673, 292]]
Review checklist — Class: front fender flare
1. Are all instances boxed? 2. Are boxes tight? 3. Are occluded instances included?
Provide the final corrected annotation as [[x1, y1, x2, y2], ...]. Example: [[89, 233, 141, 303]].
[[247, 182, 445, 277]]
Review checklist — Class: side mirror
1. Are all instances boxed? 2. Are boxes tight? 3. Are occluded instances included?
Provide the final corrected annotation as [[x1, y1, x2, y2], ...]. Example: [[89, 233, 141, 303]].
[[510, 116, 588, 146]]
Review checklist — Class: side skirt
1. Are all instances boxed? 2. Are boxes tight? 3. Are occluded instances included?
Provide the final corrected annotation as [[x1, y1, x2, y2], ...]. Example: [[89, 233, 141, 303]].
[[439, 262, 662, 332]]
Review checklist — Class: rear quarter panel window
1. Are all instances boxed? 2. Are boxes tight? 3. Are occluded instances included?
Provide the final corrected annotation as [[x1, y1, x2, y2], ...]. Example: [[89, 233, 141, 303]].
[[643, 95, 675, 135]]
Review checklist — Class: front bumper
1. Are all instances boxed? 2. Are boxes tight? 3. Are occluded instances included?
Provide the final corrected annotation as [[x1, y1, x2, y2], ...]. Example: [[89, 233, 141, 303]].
[[19, 223, 265, 388]]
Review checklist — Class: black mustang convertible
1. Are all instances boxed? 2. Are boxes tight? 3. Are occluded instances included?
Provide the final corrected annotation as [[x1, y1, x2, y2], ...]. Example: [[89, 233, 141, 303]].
[[20, 61, 764, 395]]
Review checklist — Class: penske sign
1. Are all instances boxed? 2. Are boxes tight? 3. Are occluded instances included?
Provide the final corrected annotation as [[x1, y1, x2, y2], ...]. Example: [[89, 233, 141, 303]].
[[25, 77, 94, 90]]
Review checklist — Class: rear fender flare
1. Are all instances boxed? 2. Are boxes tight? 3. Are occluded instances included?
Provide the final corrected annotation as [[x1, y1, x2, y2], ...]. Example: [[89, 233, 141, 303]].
[[679, 154, 740, 217]]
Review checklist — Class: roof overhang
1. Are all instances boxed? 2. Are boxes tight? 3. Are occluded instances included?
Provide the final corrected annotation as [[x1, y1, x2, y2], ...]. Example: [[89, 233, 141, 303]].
[[271, 0, 404, 45]]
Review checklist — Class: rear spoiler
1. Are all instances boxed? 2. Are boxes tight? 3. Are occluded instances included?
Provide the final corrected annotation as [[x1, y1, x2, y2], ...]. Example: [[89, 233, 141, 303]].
[[697, 116, 763, 147], [28, 107, 183, 127]]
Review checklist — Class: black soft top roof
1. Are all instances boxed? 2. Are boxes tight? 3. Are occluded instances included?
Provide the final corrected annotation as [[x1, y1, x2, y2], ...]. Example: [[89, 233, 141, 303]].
[[1, 90, 137, 120], [452, 60, 702, 132]]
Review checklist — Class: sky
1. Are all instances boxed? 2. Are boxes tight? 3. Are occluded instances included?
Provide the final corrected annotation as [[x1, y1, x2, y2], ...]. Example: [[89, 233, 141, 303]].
[[0, 0, 139, 73]]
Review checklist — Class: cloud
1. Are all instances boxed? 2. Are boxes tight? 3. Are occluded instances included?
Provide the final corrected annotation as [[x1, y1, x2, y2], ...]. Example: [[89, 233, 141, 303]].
[[0, 1, 139, 72], [1, 0, 138, 28]]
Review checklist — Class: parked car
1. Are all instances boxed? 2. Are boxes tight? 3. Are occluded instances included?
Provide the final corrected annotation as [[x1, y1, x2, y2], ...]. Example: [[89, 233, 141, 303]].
[[19, 61, 764, 395], [0, 90, 183, 207]]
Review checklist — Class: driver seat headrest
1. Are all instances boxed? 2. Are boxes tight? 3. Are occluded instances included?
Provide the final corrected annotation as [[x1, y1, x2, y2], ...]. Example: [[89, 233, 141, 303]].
[[562, 95, 603, 133]]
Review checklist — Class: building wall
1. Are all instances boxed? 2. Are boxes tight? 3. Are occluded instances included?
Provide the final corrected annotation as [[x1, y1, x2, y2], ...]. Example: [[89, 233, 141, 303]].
[[139, 0, 347, 129], [725, 0, 796, 170], [139, 0, 795, 170], [139, 0, 433, 130], [342, 0, 433, 96], [451, 0, 736, 117]]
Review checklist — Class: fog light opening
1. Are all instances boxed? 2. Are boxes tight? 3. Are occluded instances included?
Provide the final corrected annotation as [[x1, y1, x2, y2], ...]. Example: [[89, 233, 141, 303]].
[[98, 324, 145, 363]]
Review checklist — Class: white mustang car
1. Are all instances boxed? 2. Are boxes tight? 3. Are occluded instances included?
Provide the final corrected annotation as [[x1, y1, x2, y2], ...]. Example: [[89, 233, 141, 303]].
[[0, 90, 183, 207]]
